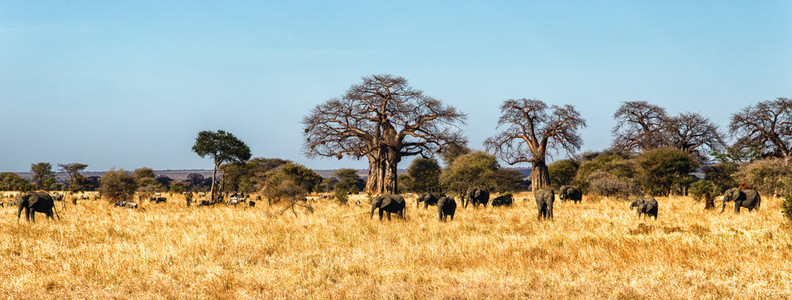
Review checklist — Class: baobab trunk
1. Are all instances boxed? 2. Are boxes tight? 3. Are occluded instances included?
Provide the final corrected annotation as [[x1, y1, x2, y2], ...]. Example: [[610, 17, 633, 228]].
[[531, 161, 550, 192], [364, 155, 399, 194]]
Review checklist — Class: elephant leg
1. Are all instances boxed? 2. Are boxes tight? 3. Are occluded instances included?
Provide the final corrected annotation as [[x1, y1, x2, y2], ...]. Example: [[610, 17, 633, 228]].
[[379, 210, 384, 220], [387, 212, 391, 220], [30, 210, 35, 222], [549, 204, 553, 220], [734, 202, 741, 214]]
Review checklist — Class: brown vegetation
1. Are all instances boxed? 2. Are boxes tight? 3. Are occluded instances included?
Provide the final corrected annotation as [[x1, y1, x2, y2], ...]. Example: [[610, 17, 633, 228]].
[[1, 193, 790, 298]]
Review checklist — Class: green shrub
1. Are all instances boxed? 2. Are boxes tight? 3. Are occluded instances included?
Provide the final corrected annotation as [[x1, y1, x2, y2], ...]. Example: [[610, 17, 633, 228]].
[[782, 195, 792, 222]]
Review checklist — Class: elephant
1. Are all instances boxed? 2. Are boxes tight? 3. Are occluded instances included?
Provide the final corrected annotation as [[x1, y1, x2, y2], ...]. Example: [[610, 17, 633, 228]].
[[416, 193, 444, 209], [559, 185, 583, 203], [491, 194, 514, 207], [16, 192, 59, 222], [437, 196, 457, 222], [721, 188, 761, 214], [370, 194, 406, 220], [629, 197, 658, 219], [197, 200, 215, 207], [464, 188, 490, 208], [534, 189, 555, 220], [247, 201, 256, 207], [114, 201, 138, 209], [155, 197, 167, 203]]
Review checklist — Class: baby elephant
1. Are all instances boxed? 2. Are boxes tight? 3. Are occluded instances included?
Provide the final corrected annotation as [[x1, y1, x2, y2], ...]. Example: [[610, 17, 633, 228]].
[[630, 197, 658, 219], [534, 189, 555, 221], [437, 196, 457, 222]]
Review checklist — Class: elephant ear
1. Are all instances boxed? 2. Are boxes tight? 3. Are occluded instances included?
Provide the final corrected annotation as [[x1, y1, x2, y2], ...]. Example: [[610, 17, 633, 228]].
[[473, 189, 481, 198]]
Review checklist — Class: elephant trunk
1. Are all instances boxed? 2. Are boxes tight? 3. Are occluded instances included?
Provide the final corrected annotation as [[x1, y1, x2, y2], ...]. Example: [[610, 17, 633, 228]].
[[720, 197, 727, 213]]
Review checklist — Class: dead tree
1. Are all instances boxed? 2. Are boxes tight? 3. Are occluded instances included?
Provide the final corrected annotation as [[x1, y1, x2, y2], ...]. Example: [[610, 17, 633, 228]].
[[303, 74, 466, 194], [484, 99, 586, 191]]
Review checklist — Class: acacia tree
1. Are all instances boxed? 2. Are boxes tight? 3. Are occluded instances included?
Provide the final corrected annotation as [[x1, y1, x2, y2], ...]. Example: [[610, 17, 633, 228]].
[[192, 130, 252, 201], [58, 163, 89, 192], [612, 101, 668, 154], [31, 162, 56, 190], [303, 74, 466, 194], [484, 99, 586, 191], [730, 97, 792, 163], [665, 112, 725, 161]]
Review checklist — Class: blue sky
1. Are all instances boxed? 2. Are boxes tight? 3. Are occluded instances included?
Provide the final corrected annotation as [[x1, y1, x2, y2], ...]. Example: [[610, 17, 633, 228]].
[[1, 1, 791, 172]]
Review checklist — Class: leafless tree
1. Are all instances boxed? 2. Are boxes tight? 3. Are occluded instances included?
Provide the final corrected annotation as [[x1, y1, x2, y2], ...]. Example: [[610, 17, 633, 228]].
[[665, 112, 725, 161], [484, 99, 586, 191], [730, 97, 792, 163], [612, 101, 668, 154], [303, 75, 466, 194]]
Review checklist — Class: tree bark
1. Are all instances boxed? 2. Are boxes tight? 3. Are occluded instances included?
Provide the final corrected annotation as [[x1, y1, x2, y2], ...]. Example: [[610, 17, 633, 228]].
[[531, 160, 550, 192]]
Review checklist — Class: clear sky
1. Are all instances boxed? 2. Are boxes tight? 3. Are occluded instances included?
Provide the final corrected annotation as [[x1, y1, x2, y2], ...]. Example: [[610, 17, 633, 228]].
[[1, 1, 791, 172]]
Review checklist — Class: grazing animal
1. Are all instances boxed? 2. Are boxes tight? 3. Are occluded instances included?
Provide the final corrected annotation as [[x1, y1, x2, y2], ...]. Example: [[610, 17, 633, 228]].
[[114, 201, 138, 209], [6, 200, 16, 207], [197, 200, 215, 207], [534, 189, 555, 221], [630, 197, 659, 219], [464, 188, 490, 208], [721, 188, 761, 214], [0, 202, 4, 208], [247, 201, 256, 207], [81, 195, 90, 200], [155, 197, 166, 203], [437, 196, 457, 222], [370, 194, 406, 220], [491, 194, 514, 207], [416, 193, 444, 209], [16, 192, 59, 222], [558, 185, 583, 203]]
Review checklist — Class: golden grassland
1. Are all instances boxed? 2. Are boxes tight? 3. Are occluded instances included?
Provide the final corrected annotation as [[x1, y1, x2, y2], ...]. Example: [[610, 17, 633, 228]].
[[1, 192, 791, 299]]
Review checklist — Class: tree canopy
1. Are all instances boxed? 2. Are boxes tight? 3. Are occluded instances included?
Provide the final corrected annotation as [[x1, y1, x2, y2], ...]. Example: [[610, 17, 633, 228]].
[[303, 74, 466, 194], [730, 97, 792, 162]]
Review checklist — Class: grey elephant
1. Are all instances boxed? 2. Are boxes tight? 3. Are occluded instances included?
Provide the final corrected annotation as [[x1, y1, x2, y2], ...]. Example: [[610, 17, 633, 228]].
[[16, 192, 59, 222], [629, 197, 658, 219], [491, 194, 513, 207], [721, 188, 761, 214], [534, 189, 555, 220], [559, 185, 582, 203], [437, 196, 457, 222], [370, 194, 406, 220], [416, 192, 444, 209], [464, 188, 489, 208]]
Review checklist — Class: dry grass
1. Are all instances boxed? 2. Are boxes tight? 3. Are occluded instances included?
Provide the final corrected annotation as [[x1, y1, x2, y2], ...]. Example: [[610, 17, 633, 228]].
[[1, 193, 791, 299]]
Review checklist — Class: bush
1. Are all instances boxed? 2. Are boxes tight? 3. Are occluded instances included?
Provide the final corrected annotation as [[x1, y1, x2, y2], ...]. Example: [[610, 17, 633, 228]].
[[636, 148, 697, 196], [587, 171, 641, 199], [732, 159, 792, 196], [574, 153, 638, 193], [333, 181, 351, 205], [689, 180, 717, 202], [100, 169, 138, 203], [782, 195, 792, 222], [440, 151, 499, 194], [548, 159, 579, 189]]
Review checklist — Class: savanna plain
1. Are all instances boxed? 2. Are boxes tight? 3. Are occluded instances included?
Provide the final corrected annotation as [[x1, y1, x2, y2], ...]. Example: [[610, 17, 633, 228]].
[[1, 193, 791, 299]]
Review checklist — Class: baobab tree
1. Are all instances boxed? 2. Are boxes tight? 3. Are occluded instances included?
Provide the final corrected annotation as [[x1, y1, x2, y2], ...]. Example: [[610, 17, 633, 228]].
[[665, 112, 725, 161], [303, 74, 466, 194], [730, 97, 792, 163], [484, 99, 586, 191], [612, 101, 668, 154]]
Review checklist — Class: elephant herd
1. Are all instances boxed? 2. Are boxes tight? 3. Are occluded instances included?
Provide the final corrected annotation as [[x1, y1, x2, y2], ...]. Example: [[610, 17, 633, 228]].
[[371, 185, 764, 223], [5, 186, 763, 223]]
